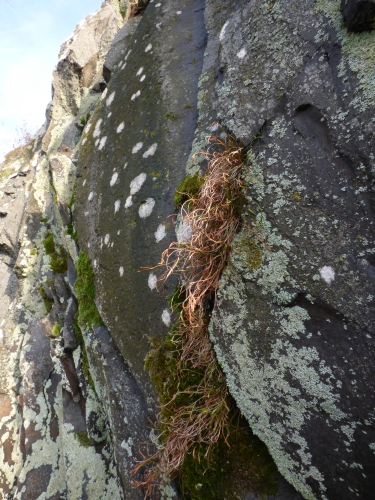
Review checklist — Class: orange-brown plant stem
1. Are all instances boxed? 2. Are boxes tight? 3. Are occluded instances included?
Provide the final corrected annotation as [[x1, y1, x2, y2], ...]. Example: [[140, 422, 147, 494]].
[[133, 133, 248, 498]]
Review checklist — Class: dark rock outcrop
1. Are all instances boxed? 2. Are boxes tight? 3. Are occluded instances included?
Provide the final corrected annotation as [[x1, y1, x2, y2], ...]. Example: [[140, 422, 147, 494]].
[[0, 0, 374, 499], [341, 0, 375, 32]]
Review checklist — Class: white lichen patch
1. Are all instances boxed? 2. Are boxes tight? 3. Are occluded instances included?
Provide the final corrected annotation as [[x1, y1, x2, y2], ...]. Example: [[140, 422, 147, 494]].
[[132, 142, 143, 154], [130, 173, 147, 195], [162, 309, 171, 327], [155, 224, 166, 242], [106, 91, 115, 107], [125, 196, 133, 208], [148, 273, 157, 290], [120, 437, 133, 457], [138, 198, 155, 218], [131, 90, 141, 101], [62, 423, 123, 500], [320, 266, 335, 285], [237, 47, 247, 59], [116, 122, 124, 133], [93, 119, 102, 138], [143, 143, 158, 158], [98, 136, 107, 150], [110, 172, 118, 187], [100, 88, 108, 100], [176, 217, 192, 243], [219, 20, 229, 41]]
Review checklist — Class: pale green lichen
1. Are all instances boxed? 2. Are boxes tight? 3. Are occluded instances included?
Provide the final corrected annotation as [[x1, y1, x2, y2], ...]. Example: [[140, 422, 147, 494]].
[[208, 143, 350, 500]]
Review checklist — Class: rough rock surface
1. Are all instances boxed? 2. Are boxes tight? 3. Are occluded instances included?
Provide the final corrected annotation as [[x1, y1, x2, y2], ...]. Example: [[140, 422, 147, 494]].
[[0, 0, 374, 499], [204, 1, 375, 499], [0, 1, 129, 498], [341, 0, 375, 32]]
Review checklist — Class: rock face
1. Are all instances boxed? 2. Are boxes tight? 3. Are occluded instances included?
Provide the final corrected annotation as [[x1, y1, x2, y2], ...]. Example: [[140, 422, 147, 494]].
[[341, 0, 375, 32], [0, 0, 374, 499]]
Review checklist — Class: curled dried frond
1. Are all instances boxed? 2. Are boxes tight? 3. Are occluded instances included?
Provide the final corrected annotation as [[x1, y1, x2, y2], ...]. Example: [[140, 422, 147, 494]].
[[134, 131, 249, 496]]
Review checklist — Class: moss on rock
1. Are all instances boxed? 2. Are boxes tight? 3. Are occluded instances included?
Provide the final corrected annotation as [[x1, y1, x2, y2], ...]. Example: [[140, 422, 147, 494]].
[[180, 417, 279, 500], [145, 286, 278, 500], [38, 284, 54, 314], [75, 251, 103, 330], [74, 430, 94, 448], [174, 173, 205, 209], [51, 323, 61, 338], [43, 232, 68, 274]]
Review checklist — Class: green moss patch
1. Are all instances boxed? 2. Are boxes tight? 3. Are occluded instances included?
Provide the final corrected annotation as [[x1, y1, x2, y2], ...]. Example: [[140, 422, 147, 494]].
[[73, 313, 95, 392], [180, 417, 278, 500], [52, 323, 61, 338], [235, 237, 264, 270], [74, 430, 94, 447], [174, 173, 205, 209], [74, 251, 104, 392], [75, 251, 103, 329], [69, 182, 77, 210], [145, 288, 278, 499], [0, 167, 14, 181], [43, 232, 68, 274], [66, 223, 78, 244], [38, 284, 54, 314]]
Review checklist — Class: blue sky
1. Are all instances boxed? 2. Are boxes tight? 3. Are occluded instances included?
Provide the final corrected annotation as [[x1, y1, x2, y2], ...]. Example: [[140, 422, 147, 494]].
[[0, 0, 103, 159]]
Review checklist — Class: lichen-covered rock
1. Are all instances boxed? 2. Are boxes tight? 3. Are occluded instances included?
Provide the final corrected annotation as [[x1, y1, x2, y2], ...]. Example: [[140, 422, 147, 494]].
[[1, 0, 374, 498], [201, 1, 375, 499], [0, 2, 129, 498]]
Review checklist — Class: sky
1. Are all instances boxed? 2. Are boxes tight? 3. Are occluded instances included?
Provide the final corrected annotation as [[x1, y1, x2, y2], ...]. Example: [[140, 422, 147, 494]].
[[0, 0, 103, 160]]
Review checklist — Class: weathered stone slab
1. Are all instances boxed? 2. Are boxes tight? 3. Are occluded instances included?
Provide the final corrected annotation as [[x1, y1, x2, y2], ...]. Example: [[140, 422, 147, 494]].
[[203, 0, 375, 498], [75, 0, 207, 398]]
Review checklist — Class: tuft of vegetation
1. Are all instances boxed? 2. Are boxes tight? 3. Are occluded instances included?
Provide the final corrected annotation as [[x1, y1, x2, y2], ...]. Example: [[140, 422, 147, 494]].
[[180, 417, 279, 499], [69, 182, 77, 210], [134, 131, 274, 498], [38, 284, 54, 314], [43, 232, 68, 274], [165, 113, 177, 121], [174, 173, 205, 210], [75, 112, 91, 131], [75, 252, 103, 330], [52, 323, 62, 338], [234, 236, 264, 270], [73, 313, 95, 392], [0, 167, 14, 181], [74, 430, 94, 447], [66, 223, 78, 244]]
